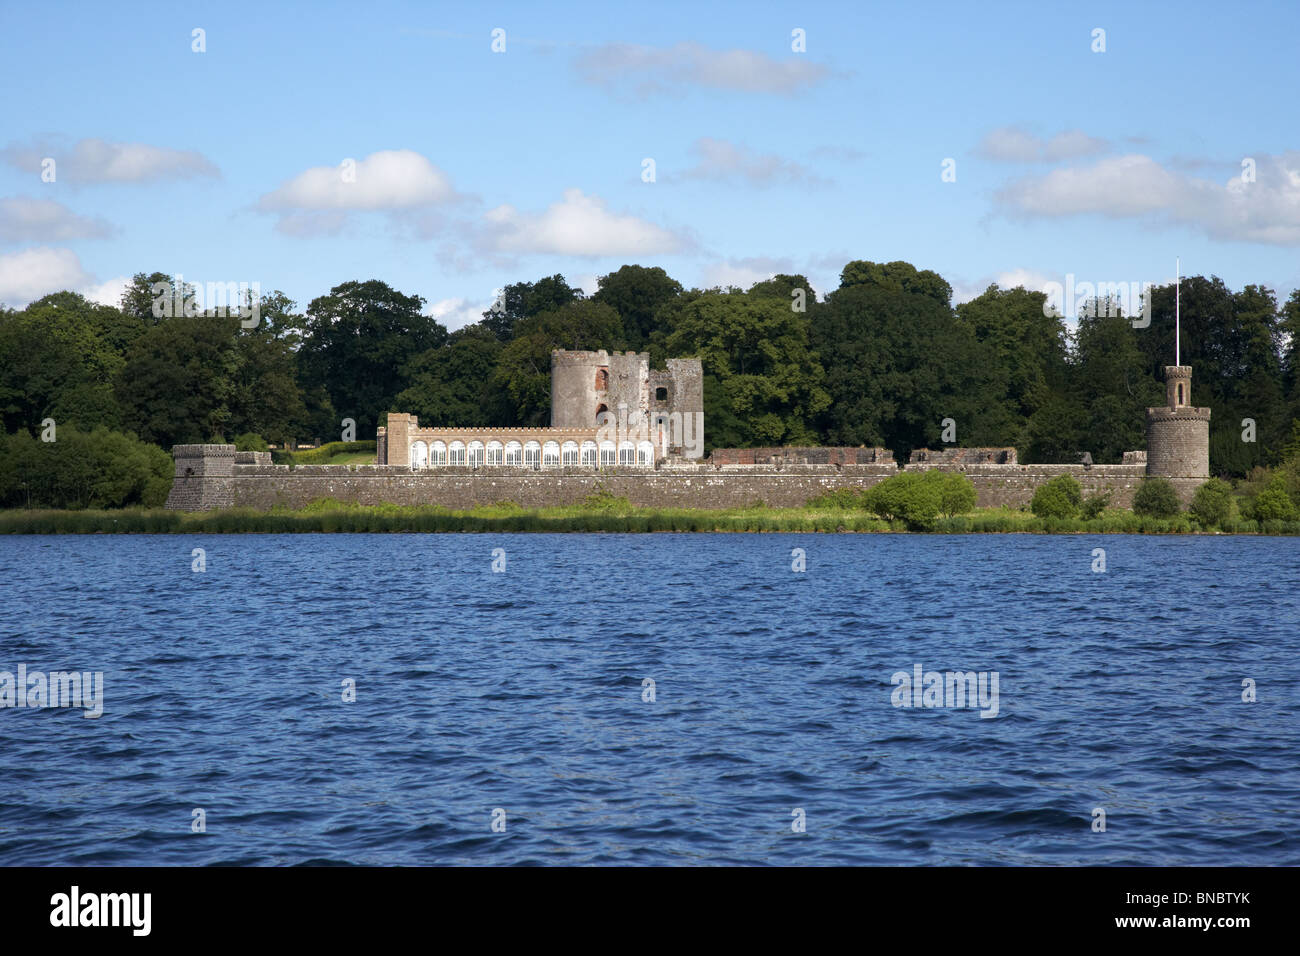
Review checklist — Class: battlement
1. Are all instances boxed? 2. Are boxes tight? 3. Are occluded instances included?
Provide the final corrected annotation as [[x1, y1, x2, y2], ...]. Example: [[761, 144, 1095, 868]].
[[710, 446, 894, 466], [549, 349, 651, 367], [909, 447, 1017, 465]]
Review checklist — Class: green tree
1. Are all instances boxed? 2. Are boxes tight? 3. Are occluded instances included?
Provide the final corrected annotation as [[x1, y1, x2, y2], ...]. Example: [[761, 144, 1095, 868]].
[[1189, 478, 1233, 527], [119, 271, 193, 326], [813, 266, 1009, 455], [116, 315, 241, 447], [1245, 476, 1298, 521], [0, 292, 126, 434], [592, 265, 683, 348], [0, 426, 171, 509], [228, 291, 307, 445], [664, 291, 829, 447], [493, 300, 627, 425], [396, 325, 509, 427], [481, 273, 583, 342], [298, 280, 445, 437], [1073, 311, 1162, 462], [957, 284, 1070, 454], [838, 260, 953, 305]]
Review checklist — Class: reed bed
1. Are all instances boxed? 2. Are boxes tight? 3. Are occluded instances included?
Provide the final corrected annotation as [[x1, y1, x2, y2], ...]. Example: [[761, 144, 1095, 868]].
[[3, 503, 1298, 535]]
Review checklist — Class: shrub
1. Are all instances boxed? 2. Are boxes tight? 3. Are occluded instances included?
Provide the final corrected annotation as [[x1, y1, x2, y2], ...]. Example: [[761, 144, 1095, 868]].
[[933, 471, 977, 517], [862, 472, 942, 530], [1132, 477, 1181, 517], [1245, 477, 1299, 521], [0, 426, 172, 509], [1030, 474, 1082, 519], [283, 440, 377, 465], [1081, 490, 1112, 520], [581, 486, 633, 513], [1189, 478, 1233, 528], [805, 487, 870, 509], [233, 433, 269, 452]]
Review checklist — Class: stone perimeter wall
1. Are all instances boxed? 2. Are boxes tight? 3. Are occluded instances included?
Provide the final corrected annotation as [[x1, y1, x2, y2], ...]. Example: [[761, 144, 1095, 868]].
[[167, 453, 1150, 511]]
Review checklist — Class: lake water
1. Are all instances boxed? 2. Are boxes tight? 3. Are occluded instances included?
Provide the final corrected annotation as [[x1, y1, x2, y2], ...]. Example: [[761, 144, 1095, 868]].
[[1, 533, 1297, 866]]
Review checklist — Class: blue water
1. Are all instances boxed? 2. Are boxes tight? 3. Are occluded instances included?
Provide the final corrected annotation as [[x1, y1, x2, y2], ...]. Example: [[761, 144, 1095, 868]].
[[0, 533, 1297, 866]]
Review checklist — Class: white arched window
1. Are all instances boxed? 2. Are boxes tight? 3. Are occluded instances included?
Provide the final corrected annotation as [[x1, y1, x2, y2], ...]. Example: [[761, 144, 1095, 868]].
[[580, 441, 597, 466], [430, 441, 447, 466], [637, 441, 654, 466], [504, 441, 522, 466], [468, 441, 484, 467], [561, 441, 579, 466], [410, 441, 428, 469], [618, 441, 635, 465], [599, 441, 616, 466], [543, 441, 560, 467], [524, 441, 541, 469], [486, 441, 503, 465], [448, 441, 466, 466]]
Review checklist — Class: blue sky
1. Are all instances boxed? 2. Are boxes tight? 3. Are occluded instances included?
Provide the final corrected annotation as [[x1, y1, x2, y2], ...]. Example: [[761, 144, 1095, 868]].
[[1, 0, 1297, 325]]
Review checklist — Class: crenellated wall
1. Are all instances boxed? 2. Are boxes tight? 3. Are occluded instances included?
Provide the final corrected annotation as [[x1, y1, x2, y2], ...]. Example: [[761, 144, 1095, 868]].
[[165, 448, 1149, 511]]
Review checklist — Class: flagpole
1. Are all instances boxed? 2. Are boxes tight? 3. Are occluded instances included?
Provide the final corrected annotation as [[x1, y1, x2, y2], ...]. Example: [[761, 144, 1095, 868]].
[[1175, 257, 1180, 366]]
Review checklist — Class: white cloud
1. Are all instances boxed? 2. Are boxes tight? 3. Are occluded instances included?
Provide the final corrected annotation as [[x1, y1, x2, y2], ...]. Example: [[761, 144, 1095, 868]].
[[426, 296, 495, 331], [0, 247, 93, 307], [259, 150, 460, 236], [481, 188, 685, 257], [679, 137, 827, 187], [259, 149, 456, 212], [0, 138, 218, 183], [698, 256, 794, 291], [0, 248, 133, 309], [272, 211, 351, 238], [952, 268, 1057, 304], [0, 197, 114, 241], [574, 42, 827, 97], [570, 273, 600, 296], [994, 152, 1300, 244], [976, 126, 1109, 163], [83, 275, 131, 307]]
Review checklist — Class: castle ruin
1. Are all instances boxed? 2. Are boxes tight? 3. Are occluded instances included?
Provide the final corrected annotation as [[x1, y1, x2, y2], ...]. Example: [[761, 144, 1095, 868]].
[[165, 358, 1210, 512], [378, 350, 705, 469]]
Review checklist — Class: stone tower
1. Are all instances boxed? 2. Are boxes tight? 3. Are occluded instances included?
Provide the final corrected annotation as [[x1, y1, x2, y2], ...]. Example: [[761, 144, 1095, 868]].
[[550, 349, 647, 429], [549, 349, 704, 454], [164, 444, 236, 510], [1145, 365, 1210, 501]]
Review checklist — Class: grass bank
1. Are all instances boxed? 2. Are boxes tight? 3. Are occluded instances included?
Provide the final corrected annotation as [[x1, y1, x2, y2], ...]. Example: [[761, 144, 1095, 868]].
[[271, 440, 377, 466], [2, 500, 1298, 534]]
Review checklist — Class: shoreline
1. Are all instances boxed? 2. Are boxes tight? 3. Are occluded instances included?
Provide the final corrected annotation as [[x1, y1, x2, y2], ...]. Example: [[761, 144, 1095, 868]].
[[1, 505, 1294, 535]]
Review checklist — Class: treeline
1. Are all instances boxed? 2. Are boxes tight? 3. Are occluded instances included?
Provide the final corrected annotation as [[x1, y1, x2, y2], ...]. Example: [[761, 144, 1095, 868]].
[[2, 262, 1299, 477]]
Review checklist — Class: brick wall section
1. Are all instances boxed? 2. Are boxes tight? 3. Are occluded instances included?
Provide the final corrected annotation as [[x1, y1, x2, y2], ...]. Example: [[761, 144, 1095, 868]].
[[709, 447, 893, 465], [909, 447, 1018, 464]]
